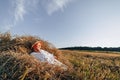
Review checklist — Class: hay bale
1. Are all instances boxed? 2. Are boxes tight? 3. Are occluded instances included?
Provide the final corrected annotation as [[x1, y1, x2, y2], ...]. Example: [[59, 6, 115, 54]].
[[0, 51, 74, 80], [0, 32, 58, 55], [0, 32, 69, 64], [0, 32, 74, 80]]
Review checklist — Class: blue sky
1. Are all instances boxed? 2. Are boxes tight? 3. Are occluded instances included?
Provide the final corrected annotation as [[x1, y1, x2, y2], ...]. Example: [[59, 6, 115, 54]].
[[0, 0, 120, 48]]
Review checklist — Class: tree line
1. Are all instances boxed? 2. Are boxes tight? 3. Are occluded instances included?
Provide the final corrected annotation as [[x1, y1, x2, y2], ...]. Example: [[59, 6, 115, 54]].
[[60, 46, 120, 52]]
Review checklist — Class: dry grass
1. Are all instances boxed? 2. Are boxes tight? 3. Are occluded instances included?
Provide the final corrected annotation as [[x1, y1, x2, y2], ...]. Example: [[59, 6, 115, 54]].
[[0, 51, 75, 80], [0, 32, 74, 80], [1, 32, 120, 80], [62, 50, 120, 80]]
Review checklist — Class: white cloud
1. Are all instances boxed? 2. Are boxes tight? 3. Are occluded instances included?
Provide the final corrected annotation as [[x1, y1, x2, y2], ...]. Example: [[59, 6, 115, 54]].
[[1, 0, 73, 31], [3, 0, 38, 31], [14, 0, 73, 20], [0, 0, 27, 32], [12, 0, 73, 25], [14, 0, 26, 21], [14, 0, 39, 21], [42, 0, 73, 15]]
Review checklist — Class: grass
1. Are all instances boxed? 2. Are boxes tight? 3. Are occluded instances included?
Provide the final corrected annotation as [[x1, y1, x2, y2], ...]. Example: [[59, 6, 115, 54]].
[[62, 50, 120, 80], [1, 32, 120, 80]]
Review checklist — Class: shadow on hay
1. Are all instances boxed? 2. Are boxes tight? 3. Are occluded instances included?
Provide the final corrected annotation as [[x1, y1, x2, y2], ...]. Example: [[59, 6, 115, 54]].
[[0, 32, 75, 80]]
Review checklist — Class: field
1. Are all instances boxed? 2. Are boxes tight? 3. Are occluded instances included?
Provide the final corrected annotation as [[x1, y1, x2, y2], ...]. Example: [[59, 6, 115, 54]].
[[61, 50, 120, 80], [1, 32, 120, 80]]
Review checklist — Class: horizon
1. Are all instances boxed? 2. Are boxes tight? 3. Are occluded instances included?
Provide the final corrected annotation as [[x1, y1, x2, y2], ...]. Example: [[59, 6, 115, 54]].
[[60, 46, 120, 48], [1, 0, 120, 48]]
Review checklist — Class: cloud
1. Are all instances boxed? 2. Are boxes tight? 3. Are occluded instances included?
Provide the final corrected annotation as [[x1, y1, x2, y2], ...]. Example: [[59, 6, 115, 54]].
[[14, 0, 26, 22], [42, 0, 73, 15], [12, 0, 73, 25], [0, 0, 27, 32], [14, 0, 73, 21], [14, 0, 39, 21], [1, 0, 73, 31], [2, 0, 38, 31]]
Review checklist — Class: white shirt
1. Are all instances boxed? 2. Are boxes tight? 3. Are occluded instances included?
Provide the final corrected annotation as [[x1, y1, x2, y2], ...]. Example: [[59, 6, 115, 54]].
[[31, 50, 61, 64], [30, 49, 68, 70]]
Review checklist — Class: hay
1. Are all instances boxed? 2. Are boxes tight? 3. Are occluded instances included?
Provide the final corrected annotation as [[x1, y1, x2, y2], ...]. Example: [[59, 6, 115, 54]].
[[0, 32, 73, 80]]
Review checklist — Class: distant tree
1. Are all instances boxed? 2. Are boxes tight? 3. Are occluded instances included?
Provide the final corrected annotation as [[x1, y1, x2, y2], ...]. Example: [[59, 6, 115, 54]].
[[60, 46, 120, 52]]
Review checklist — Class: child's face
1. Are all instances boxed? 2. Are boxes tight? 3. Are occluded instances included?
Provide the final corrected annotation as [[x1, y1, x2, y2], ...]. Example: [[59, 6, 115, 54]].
[[33, 43, 41, 52]]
